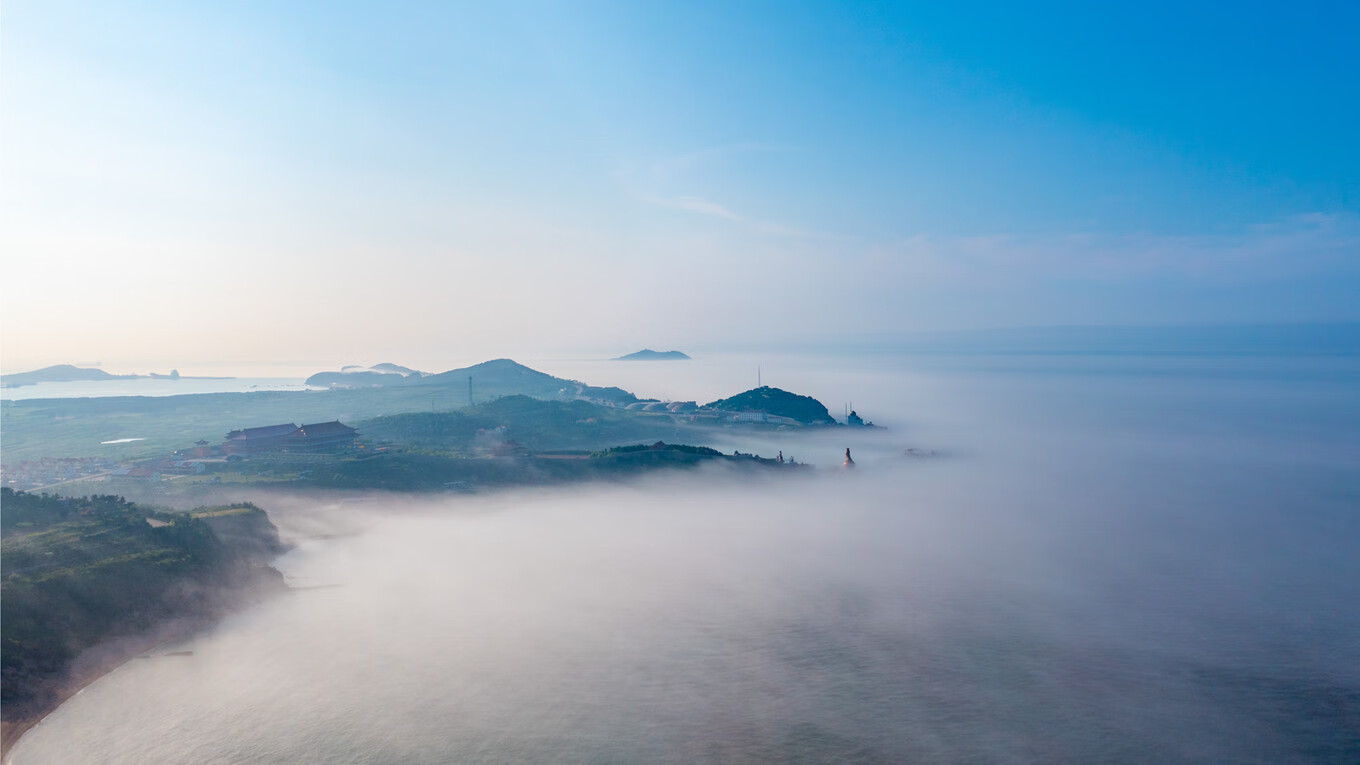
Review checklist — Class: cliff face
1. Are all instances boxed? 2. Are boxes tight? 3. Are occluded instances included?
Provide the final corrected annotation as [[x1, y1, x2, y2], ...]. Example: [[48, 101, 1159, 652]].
[[194, 504, 289, 562], [0, 490, 287, 738]]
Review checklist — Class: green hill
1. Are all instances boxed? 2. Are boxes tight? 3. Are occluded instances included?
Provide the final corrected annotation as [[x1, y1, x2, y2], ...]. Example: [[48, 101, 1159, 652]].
[[417, 359, 639, 405], [303, 358, 639, 405], [703, 386, 834, 425]]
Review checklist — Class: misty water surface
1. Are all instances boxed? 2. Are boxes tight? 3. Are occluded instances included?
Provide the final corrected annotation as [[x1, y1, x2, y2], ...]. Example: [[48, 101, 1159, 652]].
[[0, 378, 315, 401], [12, 353, 1360, 763]]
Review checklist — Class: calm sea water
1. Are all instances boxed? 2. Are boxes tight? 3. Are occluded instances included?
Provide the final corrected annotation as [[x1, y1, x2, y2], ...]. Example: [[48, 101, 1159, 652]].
[[0, 378, 315, 401], [11, 352, 1360, 763]]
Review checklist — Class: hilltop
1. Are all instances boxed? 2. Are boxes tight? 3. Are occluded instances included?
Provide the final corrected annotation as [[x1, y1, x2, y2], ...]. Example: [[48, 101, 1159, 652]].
[[614, 349, 691, 361], [704, 386, 835, 425]]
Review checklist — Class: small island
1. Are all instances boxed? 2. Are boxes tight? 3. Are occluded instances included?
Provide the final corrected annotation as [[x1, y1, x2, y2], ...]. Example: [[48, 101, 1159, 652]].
[[305, 362, 428, 387], [613, 350, 691, 361]]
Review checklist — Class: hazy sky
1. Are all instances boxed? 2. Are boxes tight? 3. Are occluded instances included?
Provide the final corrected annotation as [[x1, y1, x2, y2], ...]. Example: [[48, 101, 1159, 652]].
[[3, 1, 1358, 372]]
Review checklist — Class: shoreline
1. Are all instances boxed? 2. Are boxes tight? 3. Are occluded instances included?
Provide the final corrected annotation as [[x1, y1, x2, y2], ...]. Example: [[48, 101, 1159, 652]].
[[1, 569, 288, 763], [1, 614, 217, 763]]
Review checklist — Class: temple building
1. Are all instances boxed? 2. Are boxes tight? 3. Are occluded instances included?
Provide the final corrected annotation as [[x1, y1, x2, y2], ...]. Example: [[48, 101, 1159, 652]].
[[224, 423, 300, 455], [223, 421, 359, 455], [289, 421, 360, 452]]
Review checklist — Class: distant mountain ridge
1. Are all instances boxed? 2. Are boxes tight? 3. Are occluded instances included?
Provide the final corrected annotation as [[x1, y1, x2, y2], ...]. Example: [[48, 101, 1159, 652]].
[[305, 359, 640, 405], [614, 349, 691, 361]]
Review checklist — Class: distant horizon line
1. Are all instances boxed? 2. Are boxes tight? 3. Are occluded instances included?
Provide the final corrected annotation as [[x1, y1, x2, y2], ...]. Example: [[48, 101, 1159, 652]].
[[3, 321, 1359, 377]]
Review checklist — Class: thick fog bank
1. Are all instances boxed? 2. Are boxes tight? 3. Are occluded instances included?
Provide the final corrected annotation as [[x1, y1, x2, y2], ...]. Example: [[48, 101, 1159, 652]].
[[13, 355, 1360, 763]]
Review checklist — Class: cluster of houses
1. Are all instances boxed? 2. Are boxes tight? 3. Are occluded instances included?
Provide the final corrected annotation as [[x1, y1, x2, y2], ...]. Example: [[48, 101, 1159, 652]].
[[1, 457, 117, 492]]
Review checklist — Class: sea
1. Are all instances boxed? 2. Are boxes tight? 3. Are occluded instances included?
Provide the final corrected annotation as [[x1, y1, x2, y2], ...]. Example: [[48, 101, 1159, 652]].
[[9, 349, 1360, 763], [0, 378, 316, 401]]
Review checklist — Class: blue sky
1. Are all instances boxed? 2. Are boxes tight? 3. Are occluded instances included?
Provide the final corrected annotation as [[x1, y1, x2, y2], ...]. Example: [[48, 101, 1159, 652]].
[[2, 1, 1357, 370]]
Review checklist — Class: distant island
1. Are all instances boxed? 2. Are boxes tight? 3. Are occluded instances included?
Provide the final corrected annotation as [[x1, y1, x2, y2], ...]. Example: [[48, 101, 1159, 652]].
[[613, 349, 691, 361], [304, 362, 428, 388], [1, 364, 139, 387], [1, 365, 231, 388]]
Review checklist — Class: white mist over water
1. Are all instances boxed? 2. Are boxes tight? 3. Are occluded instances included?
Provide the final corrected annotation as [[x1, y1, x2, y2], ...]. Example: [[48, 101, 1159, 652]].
[[12, 352, 1360, 763]]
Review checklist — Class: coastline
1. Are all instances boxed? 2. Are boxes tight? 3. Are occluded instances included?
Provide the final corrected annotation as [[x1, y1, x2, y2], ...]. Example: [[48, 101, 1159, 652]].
[[2, 615, 215, 763], [1, 573, 288, 763]]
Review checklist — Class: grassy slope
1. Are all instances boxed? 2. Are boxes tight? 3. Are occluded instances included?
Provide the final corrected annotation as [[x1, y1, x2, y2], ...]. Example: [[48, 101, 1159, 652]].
[[704, 386, 835, 424]]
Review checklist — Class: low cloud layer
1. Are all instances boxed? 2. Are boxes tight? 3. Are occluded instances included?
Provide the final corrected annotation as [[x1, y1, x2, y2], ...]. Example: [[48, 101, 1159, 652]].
[[16, 355, 1359, 763]]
